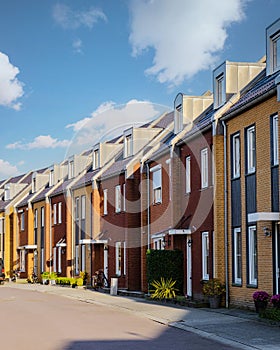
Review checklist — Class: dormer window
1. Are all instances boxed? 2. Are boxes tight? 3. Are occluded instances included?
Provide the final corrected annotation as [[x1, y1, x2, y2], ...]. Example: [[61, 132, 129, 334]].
[[32, 177, 36, 193], [266, 18, 280, 75], [216, 74, 225, 106], [49, 170, 54, 187], [4, 185, 10, 201], [213, 63, 226, 109], [93, 149, 100, 170], [174, 93, 183, 134], [69, 160, 74, 179], [124, 134, 132, 158]]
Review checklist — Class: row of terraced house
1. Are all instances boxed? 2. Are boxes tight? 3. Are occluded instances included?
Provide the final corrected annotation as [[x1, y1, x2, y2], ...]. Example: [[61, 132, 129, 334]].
[[1, 18, 280, 309]]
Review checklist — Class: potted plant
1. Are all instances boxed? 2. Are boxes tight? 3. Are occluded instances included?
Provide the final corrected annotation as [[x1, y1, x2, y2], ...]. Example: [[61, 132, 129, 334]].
[[270, 294, 280, 309], [41, 271, 50, 285], [150, 277, 178, 301], [202, 278, 226, 308], [252, 291, 269, 314]]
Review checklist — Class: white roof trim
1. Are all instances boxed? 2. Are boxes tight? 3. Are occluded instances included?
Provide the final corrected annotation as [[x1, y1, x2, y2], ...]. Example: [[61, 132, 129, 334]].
[[151, 233, 165, 239], [18, 245, 37, 250], [168, 229, 191, 235], [248, 212, 280, 223]]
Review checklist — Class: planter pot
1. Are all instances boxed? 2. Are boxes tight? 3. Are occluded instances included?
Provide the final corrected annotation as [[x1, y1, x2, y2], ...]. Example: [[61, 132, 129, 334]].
[[208, 295, 221, 309], [254, 300, 268, 314]]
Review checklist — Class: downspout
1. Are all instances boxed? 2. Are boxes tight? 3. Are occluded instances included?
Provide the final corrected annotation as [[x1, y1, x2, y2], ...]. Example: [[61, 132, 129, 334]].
[[222, 120, 229, 308], [49, 196, 52, 274], [146, 162, 150, 296]]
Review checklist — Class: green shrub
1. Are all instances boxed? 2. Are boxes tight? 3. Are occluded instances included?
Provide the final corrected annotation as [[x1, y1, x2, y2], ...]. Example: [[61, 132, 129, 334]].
[[150, 277, 178, 300], [261, 308, 280, 322], [147, 249, 184, 294]]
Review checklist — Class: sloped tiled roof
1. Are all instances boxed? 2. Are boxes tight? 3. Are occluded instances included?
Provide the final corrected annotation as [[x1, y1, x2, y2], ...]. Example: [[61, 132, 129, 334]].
[[72, 168, 99, 189], [50, 178, 73, 197], [101, 156, 131, 179], [32, 185, 52, 204], [16, 191, 34, 208], [153, 112, 174, 129]]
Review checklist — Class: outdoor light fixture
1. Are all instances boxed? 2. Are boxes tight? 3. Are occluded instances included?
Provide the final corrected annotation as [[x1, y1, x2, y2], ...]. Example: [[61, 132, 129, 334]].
[[263, 227, 272, 237], [187, 239, 193, 247]]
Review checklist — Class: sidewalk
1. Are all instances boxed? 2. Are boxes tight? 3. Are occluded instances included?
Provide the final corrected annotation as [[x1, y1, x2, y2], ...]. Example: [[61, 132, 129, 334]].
[[3, 282, 280, 350]]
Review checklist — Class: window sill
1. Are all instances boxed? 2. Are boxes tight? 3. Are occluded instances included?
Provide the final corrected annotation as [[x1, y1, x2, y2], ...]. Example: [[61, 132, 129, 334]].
[[232, 283, 242, 287]]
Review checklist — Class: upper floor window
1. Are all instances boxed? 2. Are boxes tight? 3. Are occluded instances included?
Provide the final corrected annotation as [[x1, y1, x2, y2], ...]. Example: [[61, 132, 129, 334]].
[[4, 185, 10, 201], [272, 114, 279, 166], [174, 93, 183, 134], [53, 203, 57, 225], [0, 218, 4, 235], [41, 207, 45, 228], [20, 212, 25, 231], [115, 185, 121, 213], [186, 156, 191, 193], [103, 189, 108, 215], [246, 126, 256, 174], [69, 160, 74, 179], [81, 195, 86, 220], [49, 170, 54, 186], [58, 202, 62, 224], [266, 19, 280, 75], [124, 134, 132, 158], [216, 74, 225, 107], [201, 148, 208, 189], [123, 184, 126, 212], [272, 32, 280, 72], [34, 209, 38, 229], [93, 149, 100, 170], [232, 133, 240, 178], [32, 177, 36, 193], [75, 197, 79, 221], [151, 165, 162, 204]]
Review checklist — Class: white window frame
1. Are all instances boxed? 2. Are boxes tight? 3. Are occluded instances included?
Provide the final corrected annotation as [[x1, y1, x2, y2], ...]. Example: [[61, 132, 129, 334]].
[[115, 241, 121, 276], [69, 161, 74, 179], [201, 148, 208, 189], [53, 203, 57, 225], [103, 189, 108, 215], [20, 250, 25, 272], [58, 202, 62, 224], [151, 165, 162, 204], [81, 244, 86, 272], [272, 114, 279, 166], [75, 197, 80, 221], [34, 209, 38, 229], [81, 195, 86, 220], [175, 104, 183, 133], [123, 184, 126, 211], [41, 248, 44, 273], [75, 245, 79, 275], [4, 185, 10, 201], [247, 126, 256, 174], [53, 247, 57, 273], [232, 133, 240, 178], [0, 218, 4, 235], [202, 231, 209, 280], [248, 225, 257, 286], [272, 32, 280, 72], [216, 73, 225, 107], [233, 228, 242, 285], [124, 134, 132, 158], [49, 170, 54, 187], [115, 185, 121, 213], [41, 207, 45, 228], [186, 156, 191, 193], [93, 149, 100, 170], [58, 246, 62, 274], [153, 237, 164, 250], [123, 241, 126, 275], [20, 212, 25, 231]]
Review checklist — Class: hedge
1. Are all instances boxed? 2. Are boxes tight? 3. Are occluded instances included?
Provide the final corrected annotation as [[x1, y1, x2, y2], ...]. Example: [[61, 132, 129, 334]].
[[146, 249, 184, 294]]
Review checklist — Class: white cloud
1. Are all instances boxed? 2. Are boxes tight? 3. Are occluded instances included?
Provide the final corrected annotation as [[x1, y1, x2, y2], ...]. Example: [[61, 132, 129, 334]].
[[6, 135, 71, 150], [0, 52, 24, 110], [129, 0, 247, 87], [52, 3, 107, 29], [73, 38, 83, 54], [0, 159, 19, 178], [66, 99, 169, 147]]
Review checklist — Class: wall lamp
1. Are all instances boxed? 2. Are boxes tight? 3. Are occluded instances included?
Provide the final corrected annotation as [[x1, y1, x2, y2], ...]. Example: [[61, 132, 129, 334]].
[[187, 239, 193, 247], [263, 227, 272, 237]]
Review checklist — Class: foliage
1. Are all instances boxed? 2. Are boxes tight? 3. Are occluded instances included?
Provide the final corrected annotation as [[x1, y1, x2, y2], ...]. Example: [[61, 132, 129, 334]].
[[41, 271, 50, 279], [147, 249, 184, 294], [261, 307, 280, 322], [50, 272, 58, 280], [56, 277, 71, 286], [150, 277, 178, 300], [252, 290, 270, 302], [80, 271, 89, 285], [270, 294, 280, 308], [202, 278, 226, 296]]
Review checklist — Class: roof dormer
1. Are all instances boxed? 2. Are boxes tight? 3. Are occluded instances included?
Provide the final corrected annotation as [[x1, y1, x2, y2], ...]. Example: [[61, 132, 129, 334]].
[[213, 60, 265, 110], [49, 163, 68, 186], [31, 172, 49, 193], [123, 127, 160, 159], [266, 18, 280, 76], [92, 142, 121, 170], [4, 182, 26, 201], [68, 154, 91, 179], [174, 91, 213, 134]]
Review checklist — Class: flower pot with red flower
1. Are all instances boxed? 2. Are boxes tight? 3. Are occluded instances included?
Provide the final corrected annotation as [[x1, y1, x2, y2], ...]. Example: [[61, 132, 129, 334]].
[[270, 294, 280, 309], [252, 291, 269, 314]]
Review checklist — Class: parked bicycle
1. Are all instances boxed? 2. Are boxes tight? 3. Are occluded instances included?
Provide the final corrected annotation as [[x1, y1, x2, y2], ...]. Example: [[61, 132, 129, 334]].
[[92, 269, 109, 289], [28, 270, 39, 284]]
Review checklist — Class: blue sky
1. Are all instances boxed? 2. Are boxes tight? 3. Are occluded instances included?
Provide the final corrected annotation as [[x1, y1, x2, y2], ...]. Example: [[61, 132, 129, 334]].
[[0, 0, 279, 179]]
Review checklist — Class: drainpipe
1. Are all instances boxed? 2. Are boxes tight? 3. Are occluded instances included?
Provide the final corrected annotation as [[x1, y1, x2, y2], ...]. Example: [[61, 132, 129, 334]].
[[222, 120, 229, 308], [49, 196, 52, 274], [146, 162, 151, 296]]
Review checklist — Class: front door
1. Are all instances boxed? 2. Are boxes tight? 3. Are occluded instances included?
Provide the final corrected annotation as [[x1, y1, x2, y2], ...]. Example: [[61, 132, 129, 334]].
[[186, 235, 192, 297], [275, 223, 280, 294]]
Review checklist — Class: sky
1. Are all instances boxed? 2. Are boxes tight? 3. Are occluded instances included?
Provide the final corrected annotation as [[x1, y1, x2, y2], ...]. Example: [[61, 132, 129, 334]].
[[0, 0, 279, 180]]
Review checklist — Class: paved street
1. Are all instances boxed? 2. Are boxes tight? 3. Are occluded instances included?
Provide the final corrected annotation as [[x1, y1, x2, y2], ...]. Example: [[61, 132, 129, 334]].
[[1, 282, 280, 349], [0, 285, 238, 350]]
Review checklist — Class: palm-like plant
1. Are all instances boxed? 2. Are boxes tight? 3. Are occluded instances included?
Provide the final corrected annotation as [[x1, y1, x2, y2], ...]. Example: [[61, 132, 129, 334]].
[[150, 277, 178, 300]]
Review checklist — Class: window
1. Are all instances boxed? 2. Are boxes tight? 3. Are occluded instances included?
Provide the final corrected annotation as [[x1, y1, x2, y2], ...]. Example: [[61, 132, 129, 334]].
[[175, 104, 183, 133], [49, 170, 54, 186], [0, 218, 4, 235], [58, 202, 62, 224], [123, 184, 126, 212], [93, 149, 100, 170], [69, 160, 74, 179], [75, 198, 80, 221], [233, 228, 242, 285], [4, 185, 10, 201], [53, 203, 57, 225], [75, 245, 79, 275], [20, 212, 25, 231], [32, 177, 36, 193], [186, 156, 191, 193], [248, 225, 257, 286], [20, 250, 25, 272], [58, 247, 62, 273], [201, 148, 208, 188], [123, 241, 126, 276], [115, 241, 121, 276], [53, 247, 57, 273], [115, 185, 121, 213], [216, 73, 225, 107], [202, 232, 209, 280], [41, 207, 45, 228], [124, 134, 132, 157], [246, 126, 256, 174], [81, 245, 86, 272], [272, 32, 280, 72], [34, 209, 38, 229], [41, 248, 44, 273], [153, 237, 164, 250], [103, 189, 108, 215], [151, 165, 162, 204], [272, 114, 279, 166], [81, 195, 86, 220], [232, 133, 240, 178]]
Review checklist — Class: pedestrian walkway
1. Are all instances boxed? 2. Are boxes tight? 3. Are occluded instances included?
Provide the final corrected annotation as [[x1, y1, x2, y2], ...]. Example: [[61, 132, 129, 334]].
[[3, 282, 280, 350]]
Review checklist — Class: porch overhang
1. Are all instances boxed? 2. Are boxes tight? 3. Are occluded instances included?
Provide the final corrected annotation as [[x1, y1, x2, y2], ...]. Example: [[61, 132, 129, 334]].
[[168, 229, 191, 235], [79, 239, 108, 245], [17, 245, 37, 250], [56, 238, 66, 247], [248, 212, 280, 223]]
